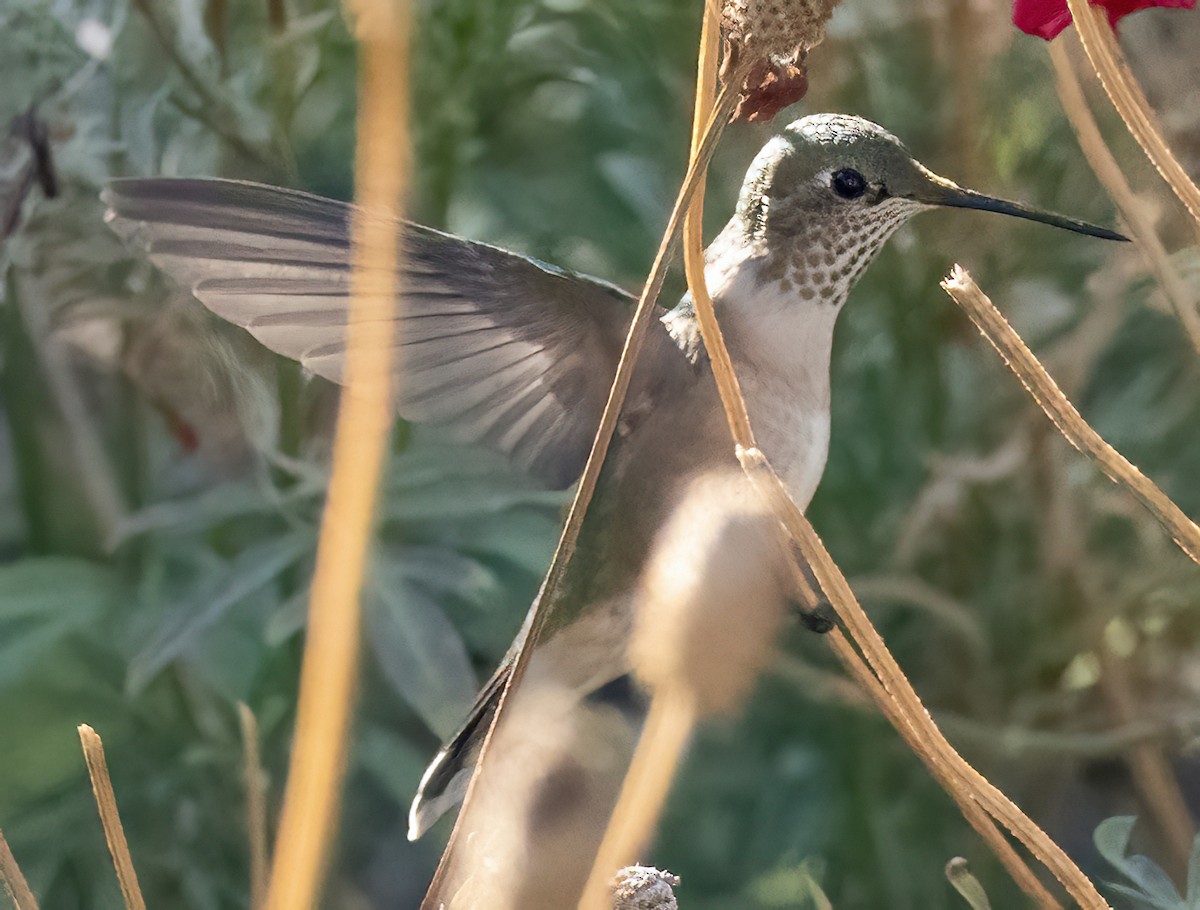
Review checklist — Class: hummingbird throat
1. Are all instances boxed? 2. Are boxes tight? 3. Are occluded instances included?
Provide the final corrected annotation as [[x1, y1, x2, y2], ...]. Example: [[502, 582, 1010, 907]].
[[762, 195, 921, 306]]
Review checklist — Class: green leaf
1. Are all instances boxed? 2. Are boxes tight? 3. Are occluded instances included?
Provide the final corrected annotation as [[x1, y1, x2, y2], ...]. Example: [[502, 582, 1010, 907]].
[[0, 558, 119, 686], [1095, 817, 1185, 910], [945, 858, 991, 910], [0, 636, 126, 813], [356, 722, 428, 799], [0, 0, 84, 122], [112, 476, 321, 542], [383, 438, 565, 523], [1096, 816, 1139, 874], [1122, 857, 1184, 910], [126, 530, 313, 693], [264, 584, 312, 646], [366, 556, 478, 740], [1186, 831, 1200, 909], [750, 862, 833, 910], [1108, 883, 1184, 910]]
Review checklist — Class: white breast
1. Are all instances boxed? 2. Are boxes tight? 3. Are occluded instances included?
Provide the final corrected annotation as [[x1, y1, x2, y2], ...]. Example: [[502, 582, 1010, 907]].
[[705, 251, 840, 511], [739, 370, 832, 509]]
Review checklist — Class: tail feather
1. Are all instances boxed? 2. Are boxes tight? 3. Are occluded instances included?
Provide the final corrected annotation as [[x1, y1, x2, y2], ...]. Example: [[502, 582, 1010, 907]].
[[408, 657, 511, 841]]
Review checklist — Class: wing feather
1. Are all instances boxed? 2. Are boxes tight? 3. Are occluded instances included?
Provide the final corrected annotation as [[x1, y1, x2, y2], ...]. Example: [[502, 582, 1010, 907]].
[[104, 177, 645, 487]]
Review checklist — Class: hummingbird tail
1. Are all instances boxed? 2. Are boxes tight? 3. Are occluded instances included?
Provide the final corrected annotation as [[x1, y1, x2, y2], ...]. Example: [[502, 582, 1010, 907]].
[[407, 657, 511, 841]]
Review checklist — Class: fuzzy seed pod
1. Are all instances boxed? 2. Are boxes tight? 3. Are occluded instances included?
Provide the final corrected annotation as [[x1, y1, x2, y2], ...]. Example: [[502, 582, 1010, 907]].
[[631, 471, 790, 716], [611, 866, 680, 910], [721, 0, 841, 122]]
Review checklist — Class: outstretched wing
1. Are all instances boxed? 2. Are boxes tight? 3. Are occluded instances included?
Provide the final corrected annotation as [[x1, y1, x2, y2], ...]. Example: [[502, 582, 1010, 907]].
[[104, 178, 639, 488]]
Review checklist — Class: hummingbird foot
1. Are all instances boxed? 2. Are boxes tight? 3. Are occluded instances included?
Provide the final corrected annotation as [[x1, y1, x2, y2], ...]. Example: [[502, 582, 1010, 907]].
[[787, 546, 837, 634], [792, 598, 836, 634]]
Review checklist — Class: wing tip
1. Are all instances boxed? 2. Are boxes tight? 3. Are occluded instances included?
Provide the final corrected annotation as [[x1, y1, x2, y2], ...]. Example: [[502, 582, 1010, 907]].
[[101, 177, 175, 212], [100, 180, 156, 245], [408, 748, 470, 841]]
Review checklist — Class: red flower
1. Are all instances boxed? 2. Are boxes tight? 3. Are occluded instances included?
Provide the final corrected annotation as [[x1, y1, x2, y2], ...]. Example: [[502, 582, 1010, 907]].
[[1013, 0, 1197, 39]]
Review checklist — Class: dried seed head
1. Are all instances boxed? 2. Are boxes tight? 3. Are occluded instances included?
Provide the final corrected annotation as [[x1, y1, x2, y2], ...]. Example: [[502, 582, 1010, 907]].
[[721, 0, 841, 121], [723, 0, 837, 58], [631, 471, 790, 716], [611, 866, 681, 910]]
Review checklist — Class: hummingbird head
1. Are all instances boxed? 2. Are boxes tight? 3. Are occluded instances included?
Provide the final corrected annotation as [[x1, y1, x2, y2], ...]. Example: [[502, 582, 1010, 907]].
[[733, 113, 1125, 301]]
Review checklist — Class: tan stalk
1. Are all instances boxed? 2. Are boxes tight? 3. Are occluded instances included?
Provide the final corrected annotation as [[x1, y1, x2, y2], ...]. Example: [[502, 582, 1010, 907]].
[[1061, 0, 1200, 227], [263, 3, 409, 908], [1045, 442, 1193, 871], [1095, 647, 1193, 877], [579, 693, 699, 910], [827, 626, 1061, 910], [684, 4, 755, 446], [941, 267, 1200, 566], [738, 455, 1109, 909], [238, 703, 270, 909], [576, 19, 736, 904], [947, 0, 985, 187], [680, 7, 1107, 901], [776, 654, 1200, 759], [582, 469, 792, 908], [0, 829, 39, 910], [78, 725, 147, 910], [419, 79, 741, 910], [1047, 38, 1200, 355], [506, 78, 740, 678]]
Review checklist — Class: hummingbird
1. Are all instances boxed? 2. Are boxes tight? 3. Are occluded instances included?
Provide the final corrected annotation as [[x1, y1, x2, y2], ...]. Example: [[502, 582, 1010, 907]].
[[103, 113, 1125, 841]]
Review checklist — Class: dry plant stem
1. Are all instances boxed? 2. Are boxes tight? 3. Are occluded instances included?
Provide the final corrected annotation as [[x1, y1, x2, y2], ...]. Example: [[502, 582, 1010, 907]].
[[739, 453, 1110, 909], [681, 14, 1102, 908], [1060, 458, 1192, 871], [263, 4, 409, 909], [419, 81, 739, 910], [1047, 39, 1200, 355], [946, 712, 1200, 761], [515, 77, 739, 665], [78, 725, 147, 910], [579, 693, 698, 910], [941, 267, 1200, 566], [947, 0, 984, 186], [828, 631, 1062, 910], [684, 5, 755, 446], [130, 0, 277, 170], [849, 574, 986, 656], [776, 655, 1200, 759], [1096, 648, 1193, 878], [238, 703, 269, 910], [1063, 0, 1200, 226], [785, 534, 1057, 906], [8, 273, 127, 549], [573, 20, 735, 904], [0, 829, 39, 910]]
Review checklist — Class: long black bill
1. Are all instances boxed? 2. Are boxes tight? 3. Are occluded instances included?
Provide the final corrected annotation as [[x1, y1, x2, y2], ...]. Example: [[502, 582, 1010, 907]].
[[920, 181, 1129, 242]]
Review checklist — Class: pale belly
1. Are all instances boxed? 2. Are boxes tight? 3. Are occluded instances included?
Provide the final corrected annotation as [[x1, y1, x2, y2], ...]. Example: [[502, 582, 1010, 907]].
[[529, 382, 831, 695], [741, 378, 832, 511]]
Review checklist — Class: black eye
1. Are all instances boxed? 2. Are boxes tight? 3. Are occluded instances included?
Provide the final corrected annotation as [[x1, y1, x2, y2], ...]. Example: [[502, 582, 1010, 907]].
[[831, 168, 867, 199]]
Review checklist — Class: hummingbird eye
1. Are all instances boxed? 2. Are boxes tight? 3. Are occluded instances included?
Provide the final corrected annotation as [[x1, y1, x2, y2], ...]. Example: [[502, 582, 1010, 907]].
[[831, 168, 867, 200]]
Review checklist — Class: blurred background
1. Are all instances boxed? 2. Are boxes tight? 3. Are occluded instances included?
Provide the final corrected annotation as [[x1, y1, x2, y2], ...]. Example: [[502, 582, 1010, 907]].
[[3, 0, 1200, 907]]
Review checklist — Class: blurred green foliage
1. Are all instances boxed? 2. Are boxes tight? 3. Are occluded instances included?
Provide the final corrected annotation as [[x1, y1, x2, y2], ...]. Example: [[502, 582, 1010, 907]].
[[2, 0, 1200, 908], [1094, 817, 1200, 910]]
